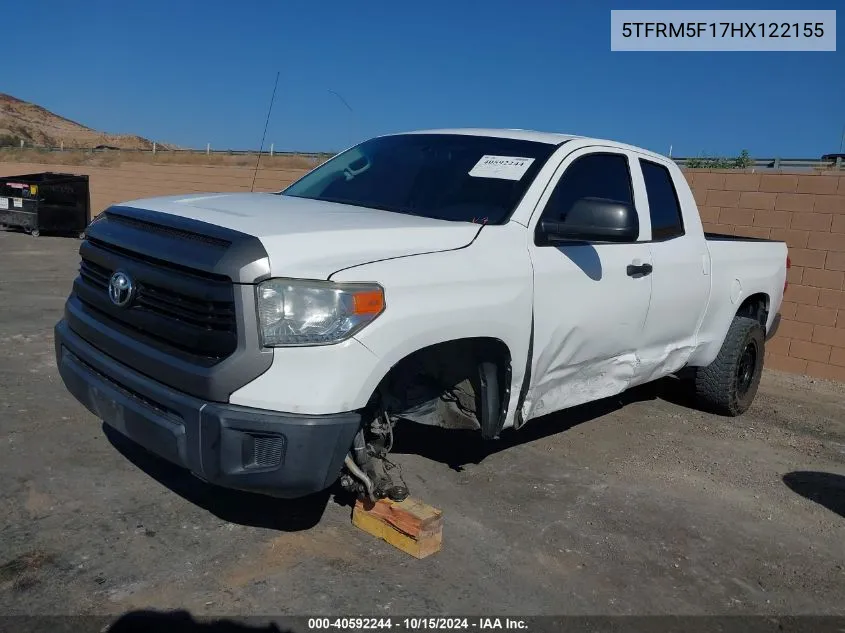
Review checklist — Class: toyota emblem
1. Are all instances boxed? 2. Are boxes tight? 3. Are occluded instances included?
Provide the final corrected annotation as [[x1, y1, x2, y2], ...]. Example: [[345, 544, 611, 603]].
[[108, 271, 134, 307]]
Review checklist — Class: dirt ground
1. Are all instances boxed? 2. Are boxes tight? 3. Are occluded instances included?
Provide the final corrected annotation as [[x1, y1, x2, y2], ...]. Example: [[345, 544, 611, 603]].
[[1, 229, 844, 619]]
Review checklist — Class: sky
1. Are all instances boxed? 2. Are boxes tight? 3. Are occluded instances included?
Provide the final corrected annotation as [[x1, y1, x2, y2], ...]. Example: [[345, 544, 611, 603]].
[[3, 0, 843, 157]]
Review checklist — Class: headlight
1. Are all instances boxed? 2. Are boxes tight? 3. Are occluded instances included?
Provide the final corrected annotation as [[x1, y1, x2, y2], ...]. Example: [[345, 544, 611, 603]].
[[256, 278, 385, 347]]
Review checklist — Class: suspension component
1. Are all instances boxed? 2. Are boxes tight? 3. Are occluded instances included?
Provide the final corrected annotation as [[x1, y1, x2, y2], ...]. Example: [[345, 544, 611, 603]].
[[341, 408, 409, 502]]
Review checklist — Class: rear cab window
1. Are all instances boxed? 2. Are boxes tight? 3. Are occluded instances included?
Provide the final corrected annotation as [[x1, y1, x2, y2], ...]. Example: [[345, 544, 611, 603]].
[[639, 159, 684, 240]]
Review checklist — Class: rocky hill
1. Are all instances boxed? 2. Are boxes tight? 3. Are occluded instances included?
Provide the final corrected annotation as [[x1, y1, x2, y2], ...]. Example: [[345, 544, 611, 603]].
[[0, 93, 169, 150]]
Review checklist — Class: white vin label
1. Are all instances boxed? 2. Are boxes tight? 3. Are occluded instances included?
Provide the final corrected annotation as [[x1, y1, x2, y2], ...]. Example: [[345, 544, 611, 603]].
[[469, 155, 535, 181]]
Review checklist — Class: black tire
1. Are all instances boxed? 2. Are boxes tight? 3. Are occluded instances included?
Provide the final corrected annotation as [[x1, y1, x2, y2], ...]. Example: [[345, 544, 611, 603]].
[[694, 316, 764, 416], [30, 229, 40, 237]]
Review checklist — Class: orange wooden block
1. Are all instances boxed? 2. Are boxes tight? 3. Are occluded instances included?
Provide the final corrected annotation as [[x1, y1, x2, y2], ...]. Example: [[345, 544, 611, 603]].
[[352, 497, 443, 559]]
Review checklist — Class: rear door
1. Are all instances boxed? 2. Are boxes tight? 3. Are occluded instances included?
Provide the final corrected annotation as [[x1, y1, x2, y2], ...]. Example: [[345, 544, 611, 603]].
[[524, 148, 653, 421], [632, 157, 710, 384]]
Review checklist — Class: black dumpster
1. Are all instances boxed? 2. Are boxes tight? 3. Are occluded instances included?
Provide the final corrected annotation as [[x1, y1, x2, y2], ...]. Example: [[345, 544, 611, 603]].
[[0, 172, 90, 238]]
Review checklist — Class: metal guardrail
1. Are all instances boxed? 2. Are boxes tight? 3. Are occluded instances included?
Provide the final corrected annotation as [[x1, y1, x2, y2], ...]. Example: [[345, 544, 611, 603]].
[[1, 145, 843, 170], [672, 157, 843, 171]]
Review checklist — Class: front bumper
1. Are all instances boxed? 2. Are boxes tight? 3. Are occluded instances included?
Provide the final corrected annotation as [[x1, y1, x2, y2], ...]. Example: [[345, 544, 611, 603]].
[[55, 319, 361, 498]]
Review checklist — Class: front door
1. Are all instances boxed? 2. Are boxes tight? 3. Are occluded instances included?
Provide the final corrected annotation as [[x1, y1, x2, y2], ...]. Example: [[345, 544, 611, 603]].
[[523, 148, 653, 422]]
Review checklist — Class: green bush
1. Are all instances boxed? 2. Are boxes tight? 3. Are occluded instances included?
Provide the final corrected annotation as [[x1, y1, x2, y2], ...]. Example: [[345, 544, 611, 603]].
[[685, 150, 753, 169], [734, 149, 753, 169]]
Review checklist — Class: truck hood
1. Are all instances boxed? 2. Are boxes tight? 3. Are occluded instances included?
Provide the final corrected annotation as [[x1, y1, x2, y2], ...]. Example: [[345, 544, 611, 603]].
[[119, 193, 482, 279]]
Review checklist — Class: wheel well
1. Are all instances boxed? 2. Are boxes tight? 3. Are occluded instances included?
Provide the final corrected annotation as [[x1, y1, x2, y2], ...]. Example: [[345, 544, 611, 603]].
[[374, 337, 512, 438], [736, 293, 769, 327]]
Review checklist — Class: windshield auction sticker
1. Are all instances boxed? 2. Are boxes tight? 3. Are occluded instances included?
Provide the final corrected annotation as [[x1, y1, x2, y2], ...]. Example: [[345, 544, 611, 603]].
[[469, 155, 536, 180], [611, 9, 836, 51]]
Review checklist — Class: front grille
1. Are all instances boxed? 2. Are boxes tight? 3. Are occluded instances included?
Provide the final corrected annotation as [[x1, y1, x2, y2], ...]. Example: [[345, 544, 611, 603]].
[[79, 259, 110, 289], [66, 205, 272, 402], [75, 246, 238, 362], [80, 259, 236, 333], [135, 285, 235, 332]]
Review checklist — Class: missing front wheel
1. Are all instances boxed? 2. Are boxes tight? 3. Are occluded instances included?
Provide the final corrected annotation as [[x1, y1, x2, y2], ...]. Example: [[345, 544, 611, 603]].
[[341, 410, 409, 502]]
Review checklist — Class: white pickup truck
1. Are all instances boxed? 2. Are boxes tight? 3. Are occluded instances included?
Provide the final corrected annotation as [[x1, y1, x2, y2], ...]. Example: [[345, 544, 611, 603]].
[[56, 129, 788, 501]]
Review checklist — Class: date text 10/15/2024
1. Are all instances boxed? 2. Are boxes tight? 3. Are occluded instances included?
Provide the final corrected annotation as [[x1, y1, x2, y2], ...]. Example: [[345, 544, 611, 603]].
[[307, 618, 528, 630]]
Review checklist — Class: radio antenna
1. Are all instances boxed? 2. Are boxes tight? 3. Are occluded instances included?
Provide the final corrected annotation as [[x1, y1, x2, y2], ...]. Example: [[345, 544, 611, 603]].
[[328, 89, 354, 114], [251, 71, 280, 192]]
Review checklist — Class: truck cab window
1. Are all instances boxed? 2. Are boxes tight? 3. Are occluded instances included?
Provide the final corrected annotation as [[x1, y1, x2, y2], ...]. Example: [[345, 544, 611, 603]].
[[541, 153, 634, 223], [640, 159, 685, 240]]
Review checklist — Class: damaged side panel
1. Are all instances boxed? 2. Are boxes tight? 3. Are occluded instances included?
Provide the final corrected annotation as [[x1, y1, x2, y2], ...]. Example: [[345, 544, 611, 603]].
[[628, 344, 695, 388], [526, 240, 654, 424], [334, 223, 533, 433], [522, 351, 639, 422], [521, 335, 696, 423]]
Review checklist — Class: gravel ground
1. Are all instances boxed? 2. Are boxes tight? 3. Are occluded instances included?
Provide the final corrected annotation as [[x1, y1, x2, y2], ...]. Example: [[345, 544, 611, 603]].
[[1, 229, 844, 619]]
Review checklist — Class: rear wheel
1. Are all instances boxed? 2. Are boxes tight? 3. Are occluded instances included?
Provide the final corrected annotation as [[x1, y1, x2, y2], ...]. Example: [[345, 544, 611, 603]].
[[30, 229, 40, 237], [694, 316, 764, 416]]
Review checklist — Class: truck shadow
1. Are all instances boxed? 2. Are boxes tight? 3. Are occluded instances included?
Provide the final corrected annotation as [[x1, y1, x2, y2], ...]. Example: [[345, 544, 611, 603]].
[[107, 609, 292, 633], [392, 378, 689, 471], [783, 471, 845, 518], [556, 243, 603, 281], [103, 424, 331, 532]]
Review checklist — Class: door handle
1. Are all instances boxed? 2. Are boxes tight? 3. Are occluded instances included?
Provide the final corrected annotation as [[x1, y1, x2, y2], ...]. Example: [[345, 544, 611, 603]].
[[627, 263, 653, 278]]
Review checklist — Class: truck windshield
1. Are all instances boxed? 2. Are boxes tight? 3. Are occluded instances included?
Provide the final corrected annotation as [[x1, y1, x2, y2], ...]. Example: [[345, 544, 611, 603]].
[[281, 134, 558, 224]]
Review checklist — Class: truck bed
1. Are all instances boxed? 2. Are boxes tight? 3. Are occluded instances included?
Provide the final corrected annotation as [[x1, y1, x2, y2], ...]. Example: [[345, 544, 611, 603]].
[[705, 232, 783, 243], [692, 235, 788, 367]]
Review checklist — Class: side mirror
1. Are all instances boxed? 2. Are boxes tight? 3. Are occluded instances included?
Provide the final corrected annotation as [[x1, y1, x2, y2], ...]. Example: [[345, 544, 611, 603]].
[[537, 197, 639, 244]]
